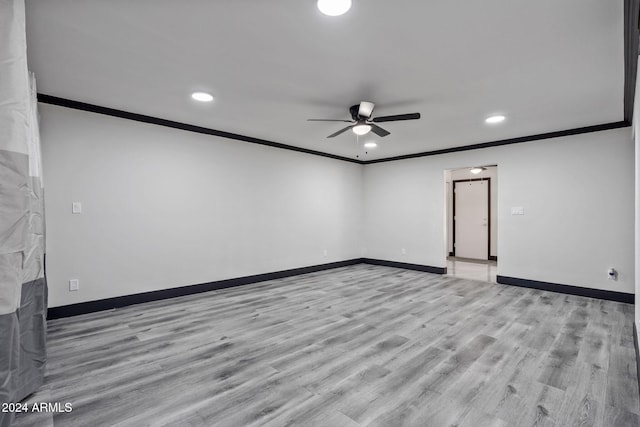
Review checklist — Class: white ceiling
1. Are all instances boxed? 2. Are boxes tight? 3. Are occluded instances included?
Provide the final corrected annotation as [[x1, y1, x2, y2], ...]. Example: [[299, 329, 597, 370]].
[[25, 0, 624, 161]]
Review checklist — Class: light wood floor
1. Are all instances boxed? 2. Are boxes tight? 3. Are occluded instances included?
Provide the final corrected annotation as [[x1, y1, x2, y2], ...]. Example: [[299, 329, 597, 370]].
[[14, 264, 640, 426]]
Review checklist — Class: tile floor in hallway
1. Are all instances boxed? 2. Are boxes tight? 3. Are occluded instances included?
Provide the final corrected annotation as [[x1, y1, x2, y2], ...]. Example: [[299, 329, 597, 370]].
[[446, 256, 497, 283]]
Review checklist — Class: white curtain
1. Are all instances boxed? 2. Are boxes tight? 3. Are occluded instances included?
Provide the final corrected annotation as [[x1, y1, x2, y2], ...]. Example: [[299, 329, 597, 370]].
[[0, 1, 47, 426]]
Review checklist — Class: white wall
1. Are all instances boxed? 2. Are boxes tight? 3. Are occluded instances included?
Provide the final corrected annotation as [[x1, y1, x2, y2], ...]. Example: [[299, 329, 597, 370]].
[[364, 127, 635, 294], [446, 166, 497, 257], [40, 104, 364, 307], [41, 104, 635, 308]]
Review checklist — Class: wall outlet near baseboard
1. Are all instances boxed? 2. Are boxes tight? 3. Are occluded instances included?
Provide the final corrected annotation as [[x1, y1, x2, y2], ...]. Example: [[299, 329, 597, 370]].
[[607, 268, 617, 280], [401, 248, 407, 255], [69, 279, 79, 291]]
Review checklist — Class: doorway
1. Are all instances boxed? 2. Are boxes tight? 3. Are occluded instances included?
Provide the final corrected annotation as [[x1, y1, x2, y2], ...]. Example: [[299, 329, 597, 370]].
[[453, 178, 489, 259], [444, 166, 497, 282]]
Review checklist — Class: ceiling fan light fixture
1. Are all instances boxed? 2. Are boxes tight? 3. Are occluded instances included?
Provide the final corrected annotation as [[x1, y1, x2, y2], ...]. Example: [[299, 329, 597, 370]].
[[470, 167, 486, 174], [191, 91, 214, 102], [308, 101, 420, 138], [317, 0, 351, 16], [485, 114, 506, 124], [352, 124, 371, 136], [364, 141, 377, 149]]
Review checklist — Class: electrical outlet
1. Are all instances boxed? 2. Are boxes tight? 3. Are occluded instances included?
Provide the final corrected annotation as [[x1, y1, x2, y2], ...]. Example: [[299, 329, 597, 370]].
[[69, 279, 79, 291], [323, 249, 328, 257], [72, 202, 82, 214], [607, 268, 617, 280], [401, 248, 407, 255]]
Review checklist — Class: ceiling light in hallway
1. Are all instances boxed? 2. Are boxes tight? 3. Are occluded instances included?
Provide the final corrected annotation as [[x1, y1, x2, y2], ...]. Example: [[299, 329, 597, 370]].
[[317, 0, 352, 16], [485, 115, 506, 124], [191, 92, 214, 102]]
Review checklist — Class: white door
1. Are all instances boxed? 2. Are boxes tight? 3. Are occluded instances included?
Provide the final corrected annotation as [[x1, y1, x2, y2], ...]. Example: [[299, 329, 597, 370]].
[[454, 180, 489, 260]]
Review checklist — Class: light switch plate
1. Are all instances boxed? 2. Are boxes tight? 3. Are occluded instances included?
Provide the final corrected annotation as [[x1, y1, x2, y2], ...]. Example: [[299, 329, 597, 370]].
[[72, 202, 82, 214], [511, 207, 524, 215]]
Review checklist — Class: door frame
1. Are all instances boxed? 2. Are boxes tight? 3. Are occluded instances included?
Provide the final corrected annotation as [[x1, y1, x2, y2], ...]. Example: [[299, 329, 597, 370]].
[[452, 177, 491, 259]]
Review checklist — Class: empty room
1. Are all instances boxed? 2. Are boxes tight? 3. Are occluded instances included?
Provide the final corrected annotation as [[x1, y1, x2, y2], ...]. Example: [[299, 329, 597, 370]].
[[2, 1, 640, 426]]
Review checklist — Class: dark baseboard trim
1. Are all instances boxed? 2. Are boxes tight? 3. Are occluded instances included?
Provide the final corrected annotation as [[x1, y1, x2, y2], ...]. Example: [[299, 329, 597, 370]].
[[47, 259, 363, 319], [634, 323, 640, 410], [496, 275, 634, 304], [362, 258, 446, 274], [37, 94, 361, 165], [47, 258, 449, 319], [489, 256, 497, 261], [53, 262, 631, 319]]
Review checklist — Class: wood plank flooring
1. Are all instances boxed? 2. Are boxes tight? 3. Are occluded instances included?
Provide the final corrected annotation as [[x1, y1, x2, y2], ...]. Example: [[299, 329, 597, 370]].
[[12, 264, 640, 426]]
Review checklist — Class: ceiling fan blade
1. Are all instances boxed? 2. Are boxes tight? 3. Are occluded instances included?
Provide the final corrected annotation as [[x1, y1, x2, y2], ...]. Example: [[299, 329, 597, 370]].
[[372, 112, 421, 123], [370, 124, 390, 137], [327, 125, 354, 138], [307, 119, 354, 122], [358, 101, 375, 119]]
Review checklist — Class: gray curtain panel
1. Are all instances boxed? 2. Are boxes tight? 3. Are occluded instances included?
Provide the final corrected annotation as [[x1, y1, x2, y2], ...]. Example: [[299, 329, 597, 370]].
[[0, 1, 48, 426]]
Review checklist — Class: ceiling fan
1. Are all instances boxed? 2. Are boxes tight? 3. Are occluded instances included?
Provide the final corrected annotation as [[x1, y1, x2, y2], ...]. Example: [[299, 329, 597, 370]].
[[307, 101, 420, 138]]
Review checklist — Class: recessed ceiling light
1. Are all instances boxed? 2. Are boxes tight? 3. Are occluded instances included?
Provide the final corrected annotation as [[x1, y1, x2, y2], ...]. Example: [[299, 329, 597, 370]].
[[317, 0, 352, 16], [352, 124, 371, 136], [470, 167, 486, 174], [191, 92, 214, 102], [364, 141, 377, 149], [485, 115, 505, 124]]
